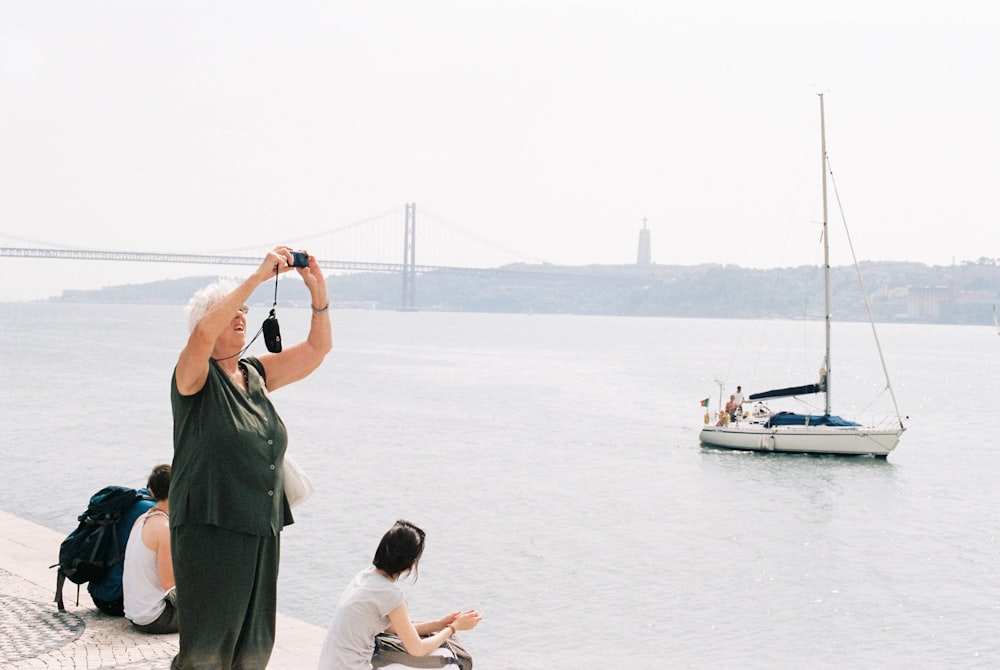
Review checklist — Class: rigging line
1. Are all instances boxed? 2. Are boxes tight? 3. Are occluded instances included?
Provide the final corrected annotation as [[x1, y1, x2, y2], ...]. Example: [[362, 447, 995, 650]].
[[745, 144, 819, 391], [856, 386, 892, 419], [797, 396, 823, 414], [744, 269, 821, 397], [749, 267, 797, 392], [419, 207, 547, 264], [826, 156, 905, 427]]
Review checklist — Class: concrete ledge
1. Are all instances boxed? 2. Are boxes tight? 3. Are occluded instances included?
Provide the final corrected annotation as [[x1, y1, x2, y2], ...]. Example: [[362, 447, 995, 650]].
[[0, 511, 325, 669]]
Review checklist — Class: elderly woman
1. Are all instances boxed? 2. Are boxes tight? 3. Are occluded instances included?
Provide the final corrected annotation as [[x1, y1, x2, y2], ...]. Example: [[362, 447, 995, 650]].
[[170, 247, 331, 669]]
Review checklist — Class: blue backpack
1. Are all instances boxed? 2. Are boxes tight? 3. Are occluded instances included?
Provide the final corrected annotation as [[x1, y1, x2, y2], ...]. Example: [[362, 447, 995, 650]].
[[53, 485, 154, 611]]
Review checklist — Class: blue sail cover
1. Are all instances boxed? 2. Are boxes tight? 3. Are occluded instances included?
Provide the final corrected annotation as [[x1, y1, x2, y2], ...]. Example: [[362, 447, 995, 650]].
[[765, 412, 861, 428], [749, 384, 822, 401]]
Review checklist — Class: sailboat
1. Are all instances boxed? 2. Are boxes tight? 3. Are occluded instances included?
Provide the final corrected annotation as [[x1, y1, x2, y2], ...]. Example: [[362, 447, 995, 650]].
[[699, 95, 906, 457]]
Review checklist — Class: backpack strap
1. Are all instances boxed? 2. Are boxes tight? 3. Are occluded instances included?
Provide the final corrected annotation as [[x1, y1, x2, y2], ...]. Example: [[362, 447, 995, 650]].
[[53, 571, 81, 612], [55, 570, 66, 611]]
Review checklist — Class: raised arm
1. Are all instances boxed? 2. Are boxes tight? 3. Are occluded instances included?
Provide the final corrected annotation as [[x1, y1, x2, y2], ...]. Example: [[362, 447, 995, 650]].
[[253, 252, 332, 391], [174, 248, 300, 396]]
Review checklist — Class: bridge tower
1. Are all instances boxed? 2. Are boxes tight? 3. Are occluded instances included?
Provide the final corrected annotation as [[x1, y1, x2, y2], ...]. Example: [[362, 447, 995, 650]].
[[637, 217, 652, 266], [401, 203, 417, 310]]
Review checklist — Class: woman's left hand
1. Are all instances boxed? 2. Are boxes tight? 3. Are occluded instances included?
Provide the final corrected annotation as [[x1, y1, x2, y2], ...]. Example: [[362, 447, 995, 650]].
[[253, 247, 331, 390], [287, 250, 325, 292]]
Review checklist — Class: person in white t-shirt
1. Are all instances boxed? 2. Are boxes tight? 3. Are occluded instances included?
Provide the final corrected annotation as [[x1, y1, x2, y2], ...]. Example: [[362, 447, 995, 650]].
[[318, 520, 482, 670], [122, 464, 178, 634]]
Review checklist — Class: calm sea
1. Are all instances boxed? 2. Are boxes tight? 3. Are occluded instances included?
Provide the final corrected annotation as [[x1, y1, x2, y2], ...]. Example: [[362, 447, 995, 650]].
[[1, 302, 997, 669]]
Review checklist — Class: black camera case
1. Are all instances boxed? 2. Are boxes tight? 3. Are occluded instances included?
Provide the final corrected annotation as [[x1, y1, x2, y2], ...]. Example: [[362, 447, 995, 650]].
[[263, 310, 282, 353]]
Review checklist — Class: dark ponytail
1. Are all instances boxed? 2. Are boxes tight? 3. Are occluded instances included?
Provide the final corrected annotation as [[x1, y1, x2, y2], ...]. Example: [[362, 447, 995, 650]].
[[372, 520, 426, 580]]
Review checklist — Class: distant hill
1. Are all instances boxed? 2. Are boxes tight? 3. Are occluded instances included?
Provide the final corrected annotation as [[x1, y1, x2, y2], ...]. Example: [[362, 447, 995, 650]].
[[42, 260, 1000, 326]]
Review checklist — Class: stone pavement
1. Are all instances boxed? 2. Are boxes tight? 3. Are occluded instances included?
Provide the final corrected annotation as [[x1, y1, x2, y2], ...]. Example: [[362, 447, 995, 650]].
[[0, 511, 325, 669]]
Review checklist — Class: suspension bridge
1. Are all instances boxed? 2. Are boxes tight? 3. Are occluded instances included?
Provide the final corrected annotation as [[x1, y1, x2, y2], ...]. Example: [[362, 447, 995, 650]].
[[1, 204, 624, 309]]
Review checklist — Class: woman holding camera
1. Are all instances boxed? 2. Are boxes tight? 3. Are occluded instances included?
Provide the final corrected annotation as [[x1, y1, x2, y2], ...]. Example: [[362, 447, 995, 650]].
[[170, 247, 331, 669]]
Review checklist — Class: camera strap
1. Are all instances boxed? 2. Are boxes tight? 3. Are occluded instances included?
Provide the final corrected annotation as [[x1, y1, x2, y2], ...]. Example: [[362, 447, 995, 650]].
[[262, 263, 283, 353], [271, 261, 279, 307]]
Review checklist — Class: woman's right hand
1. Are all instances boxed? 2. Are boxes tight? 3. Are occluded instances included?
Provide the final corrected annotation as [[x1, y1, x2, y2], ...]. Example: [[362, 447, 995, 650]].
[[451, 609, 483, 632], [253, 247, 297, 282]]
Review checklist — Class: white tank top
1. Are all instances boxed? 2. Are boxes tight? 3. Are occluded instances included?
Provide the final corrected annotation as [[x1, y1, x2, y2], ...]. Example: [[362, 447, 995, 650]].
[[122, 509, 169, 626]]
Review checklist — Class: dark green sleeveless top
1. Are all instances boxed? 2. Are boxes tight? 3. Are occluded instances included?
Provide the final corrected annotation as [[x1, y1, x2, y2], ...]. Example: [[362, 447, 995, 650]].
[[170, 356, 293, 536]]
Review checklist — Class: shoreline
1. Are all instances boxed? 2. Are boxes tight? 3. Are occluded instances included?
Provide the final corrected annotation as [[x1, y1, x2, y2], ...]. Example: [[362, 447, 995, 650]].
[[0, 510, 325, 669]]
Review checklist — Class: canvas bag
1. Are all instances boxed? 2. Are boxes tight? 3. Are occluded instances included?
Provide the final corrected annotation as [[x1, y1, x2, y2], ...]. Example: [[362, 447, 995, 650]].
[[283, 453, 314, 507], [371, 632, 473, 670]]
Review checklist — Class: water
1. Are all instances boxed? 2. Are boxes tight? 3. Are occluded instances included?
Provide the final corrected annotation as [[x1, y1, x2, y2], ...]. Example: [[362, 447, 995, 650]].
[[2, 303, 997, 669]]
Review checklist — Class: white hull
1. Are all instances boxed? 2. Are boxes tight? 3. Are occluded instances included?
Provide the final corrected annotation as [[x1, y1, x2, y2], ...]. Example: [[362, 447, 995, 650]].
[[699, 423, 903, 457]]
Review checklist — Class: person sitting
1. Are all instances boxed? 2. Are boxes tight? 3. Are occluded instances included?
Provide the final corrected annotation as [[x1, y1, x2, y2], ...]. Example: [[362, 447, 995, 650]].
[[123, 464, 178, 634], [318, 519, 482, 669]]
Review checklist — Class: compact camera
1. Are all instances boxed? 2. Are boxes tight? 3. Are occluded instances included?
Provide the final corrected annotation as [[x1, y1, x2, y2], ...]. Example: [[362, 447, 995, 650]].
[[289, 251, 309, 268]]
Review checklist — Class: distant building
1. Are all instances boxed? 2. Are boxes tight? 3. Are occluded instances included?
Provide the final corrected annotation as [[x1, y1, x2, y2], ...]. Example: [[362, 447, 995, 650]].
[[907, 285, 997, 324], [907, 286, 951, 320], [637, 218, 651, 266]]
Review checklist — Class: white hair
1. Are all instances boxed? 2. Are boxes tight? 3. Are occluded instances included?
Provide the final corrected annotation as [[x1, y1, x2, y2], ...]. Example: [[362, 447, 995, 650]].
[[185, 278, 240, 333]]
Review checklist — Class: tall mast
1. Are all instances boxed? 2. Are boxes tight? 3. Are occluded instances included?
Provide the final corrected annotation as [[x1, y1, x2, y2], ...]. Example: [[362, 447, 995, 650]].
[[819, 93, 832, 416]]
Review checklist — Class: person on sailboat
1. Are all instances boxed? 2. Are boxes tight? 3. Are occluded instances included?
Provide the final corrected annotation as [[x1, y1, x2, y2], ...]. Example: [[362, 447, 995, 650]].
[[733, 386, 745, 411], [724, 395, 738, 423]]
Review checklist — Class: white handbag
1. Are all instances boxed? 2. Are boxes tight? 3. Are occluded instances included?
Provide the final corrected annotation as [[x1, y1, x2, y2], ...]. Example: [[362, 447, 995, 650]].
[[283, 454, 314, 508]]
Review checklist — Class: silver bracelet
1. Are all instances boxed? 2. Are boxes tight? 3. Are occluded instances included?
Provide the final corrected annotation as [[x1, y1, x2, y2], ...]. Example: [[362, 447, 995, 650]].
[[311, 303, 330, 315]]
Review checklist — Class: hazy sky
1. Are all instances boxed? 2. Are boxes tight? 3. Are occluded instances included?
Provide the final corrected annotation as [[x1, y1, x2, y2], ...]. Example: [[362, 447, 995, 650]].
[[2, 1, 998, 301]]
